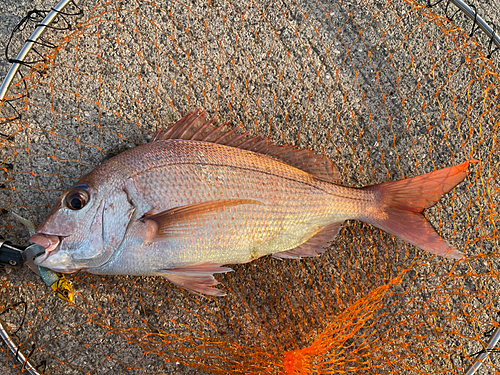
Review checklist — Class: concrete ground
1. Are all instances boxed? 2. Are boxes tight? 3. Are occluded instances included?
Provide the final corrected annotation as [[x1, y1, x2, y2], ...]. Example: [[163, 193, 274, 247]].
[[0, 0, 499, 374]]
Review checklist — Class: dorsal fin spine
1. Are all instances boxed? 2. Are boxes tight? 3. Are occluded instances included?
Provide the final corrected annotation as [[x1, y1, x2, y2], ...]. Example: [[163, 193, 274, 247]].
[[214, 124, 242, 144], [169, 111, 199, 139], [177, 111, 205, 139], [251, 139, 269, 152], [237, 135, 262, 150], [201, 121, 229, 142], [225, 130, 252, 147], [190, 114, 215, 140]]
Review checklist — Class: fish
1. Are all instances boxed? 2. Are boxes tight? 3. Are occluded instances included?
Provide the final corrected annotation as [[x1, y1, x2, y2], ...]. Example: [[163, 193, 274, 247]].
[[38, 266, 74, 302], [30, 109, 478, 296]]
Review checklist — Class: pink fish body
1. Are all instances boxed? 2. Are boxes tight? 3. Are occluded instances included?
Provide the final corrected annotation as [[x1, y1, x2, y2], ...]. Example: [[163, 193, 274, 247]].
[[31, 110, 477, 295]]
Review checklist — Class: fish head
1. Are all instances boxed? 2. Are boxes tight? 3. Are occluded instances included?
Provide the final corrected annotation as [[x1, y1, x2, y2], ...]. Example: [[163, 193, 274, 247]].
[[31, 183, 104, 272], [31, 176, 134, 272]]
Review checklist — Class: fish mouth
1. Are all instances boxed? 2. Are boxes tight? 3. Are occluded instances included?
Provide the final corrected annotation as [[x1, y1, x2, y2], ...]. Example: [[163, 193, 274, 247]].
[[30, 234, 84, 274], [30, 233, 66, 267]]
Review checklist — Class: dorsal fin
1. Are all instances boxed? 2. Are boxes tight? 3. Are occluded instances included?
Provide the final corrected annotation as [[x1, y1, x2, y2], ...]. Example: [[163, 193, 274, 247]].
[[151, 109, 340, 182]]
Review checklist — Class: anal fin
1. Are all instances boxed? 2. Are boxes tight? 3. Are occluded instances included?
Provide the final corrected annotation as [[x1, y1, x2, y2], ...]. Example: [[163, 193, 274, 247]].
[[159, 263, 233, 296], [273, 222, 343, 259]]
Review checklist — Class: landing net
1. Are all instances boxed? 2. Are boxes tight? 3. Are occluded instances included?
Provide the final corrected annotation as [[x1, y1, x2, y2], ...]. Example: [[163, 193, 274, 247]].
[[0, 0, 498, 373]]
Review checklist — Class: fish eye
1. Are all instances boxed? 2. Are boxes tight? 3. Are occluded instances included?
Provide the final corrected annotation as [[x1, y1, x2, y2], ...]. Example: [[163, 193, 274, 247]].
[[65, 188, 89, 210]]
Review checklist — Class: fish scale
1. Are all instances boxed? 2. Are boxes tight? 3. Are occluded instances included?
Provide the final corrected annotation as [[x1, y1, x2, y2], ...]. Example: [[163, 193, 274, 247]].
[[107, 140, 364, 268], [118, 139, 366, 215]]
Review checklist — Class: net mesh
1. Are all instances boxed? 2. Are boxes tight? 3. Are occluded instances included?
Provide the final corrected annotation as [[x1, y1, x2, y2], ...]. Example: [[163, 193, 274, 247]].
[[0, 0, 499, 373]]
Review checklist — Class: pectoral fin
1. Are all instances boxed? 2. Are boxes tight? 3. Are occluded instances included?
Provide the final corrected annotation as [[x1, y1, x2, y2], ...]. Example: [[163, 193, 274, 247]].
[[144, 199, 261, 239], [159, 263, 233, 296]]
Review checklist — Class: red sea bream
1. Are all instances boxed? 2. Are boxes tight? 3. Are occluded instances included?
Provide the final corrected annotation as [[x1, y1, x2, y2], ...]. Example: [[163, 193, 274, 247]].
[[31, 110, 477, 295]]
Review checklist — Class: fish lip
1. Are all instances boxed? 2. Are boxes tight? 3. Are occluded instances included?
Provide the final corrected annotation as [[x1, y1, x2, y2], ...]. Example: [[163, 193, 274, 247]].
[[46, 267, 79, 274], [31, 234, 67, 265], [30, 233, 65, 251], [34, 248, 57, 265]]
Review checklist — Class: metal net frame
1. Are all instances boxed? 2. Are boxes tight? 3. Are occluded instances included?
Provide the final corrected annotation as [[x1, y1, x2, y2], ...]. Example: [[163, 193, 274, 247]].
[[0, 0, 498, 373]]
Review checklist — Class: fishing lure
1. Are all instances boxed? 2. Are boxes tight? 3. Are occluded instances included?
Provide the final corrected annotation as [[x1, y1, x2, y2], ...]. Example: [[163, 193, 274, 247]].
[[38, 266, 74, 302]]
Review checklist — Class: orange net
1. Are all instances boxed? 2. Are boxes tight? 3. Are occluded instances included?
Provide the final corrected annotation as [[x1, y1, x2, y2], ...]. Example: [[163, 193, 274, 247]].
[[0, 0, 499, 373]]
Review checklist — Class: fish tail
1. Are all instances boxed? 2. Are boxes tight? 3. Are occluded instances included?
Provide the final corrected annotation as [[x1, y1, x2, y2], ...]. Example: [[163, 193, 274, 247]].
[[362, 160, 478, 259]]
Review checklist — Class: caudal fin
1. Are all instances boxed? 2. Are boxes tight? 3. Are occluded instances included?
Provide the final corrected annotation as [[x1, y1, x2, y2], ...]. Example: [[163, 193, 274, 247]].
[[363, 160, 478, 259]]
